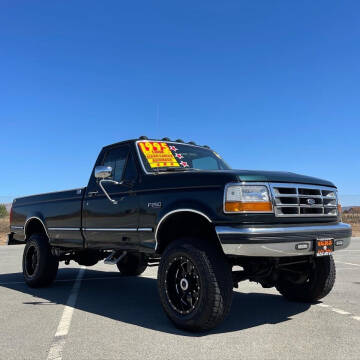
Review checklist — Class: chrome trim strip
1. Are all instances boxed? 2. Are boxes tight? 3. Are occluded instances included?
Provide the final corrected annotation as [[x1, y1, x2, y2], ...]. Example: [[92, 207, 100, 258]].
[[223, 182, 273, 214], [270, 183, 336, 191], [138, 228, 153, 232], [48, 227, 81, 231], [216, 222, 351, 235], [155, 209, 212, 250], [24, 216, 50, 238], [84, 228, 138, 232], [80, 227, 153, 232], [221, 236, 351, 257]]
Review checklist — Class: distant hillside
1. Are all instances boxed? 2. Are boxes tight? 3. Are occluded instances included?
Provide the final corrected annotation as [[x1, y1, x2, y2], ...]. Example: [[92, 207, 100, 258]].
[[343, 206, 360, 215], [0, 204, 10, 245], [0, 216, 9, 245], [342, 206, 360, 236]]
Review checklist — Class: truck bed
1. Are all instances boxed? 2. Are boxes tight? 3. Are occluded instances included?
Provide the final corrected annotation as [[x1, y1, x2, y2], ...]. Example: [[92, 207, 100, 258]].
[[10, 188, 86, 247]]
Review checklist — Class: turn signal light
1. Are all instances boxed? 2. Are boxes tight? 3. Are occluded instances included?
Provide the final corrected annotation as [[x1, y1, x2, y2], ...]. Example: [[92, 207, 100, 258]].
[[224, 201, 273, 213]]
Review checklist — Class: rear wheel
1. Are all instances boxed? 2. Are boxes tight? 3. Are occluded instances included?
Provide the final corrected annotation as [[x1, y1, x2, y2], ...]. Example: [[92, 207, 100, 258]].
[[276, 256, 336, 302], [158, 238, 233, 332], [116, 252, 147, 276], [22, 234, 59, 287]]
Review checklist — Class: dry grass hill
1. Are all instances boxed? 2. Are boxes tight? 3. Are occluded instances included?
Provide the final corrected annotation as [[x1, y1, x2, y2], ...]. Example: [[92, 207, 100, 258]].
[[0, 216, 9, 245], [342, 206, 360, 236]]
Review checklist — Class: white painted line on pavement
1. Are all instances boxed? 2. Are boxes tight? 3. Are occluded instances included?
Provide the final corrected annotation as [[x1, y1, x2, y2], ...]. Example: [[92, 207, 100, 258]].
[[46, 267, 85, 360], [336, 261, 360, 267], [336, 250, 360, 252], [332, 308, 351, 315], [317, 303, 359, 323]]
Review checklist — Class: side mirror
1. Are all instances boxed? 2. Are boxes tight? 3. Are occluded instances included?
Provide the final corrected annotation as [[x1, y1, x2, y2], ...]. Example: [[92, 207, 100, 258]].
[[94, 166, 112, 179]]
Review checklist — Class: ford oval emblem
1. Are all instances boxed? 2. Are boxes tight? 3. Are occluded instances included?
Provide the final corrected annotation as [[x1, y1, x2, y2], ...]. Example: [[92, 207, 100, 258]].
[[307, 198, 316, 205]]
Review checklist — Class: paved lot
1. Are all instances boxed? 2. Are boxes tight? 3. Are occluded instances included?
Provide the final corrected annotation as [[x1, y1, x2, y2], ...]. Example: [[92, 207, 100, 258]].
[[0, 239, 359, 360]]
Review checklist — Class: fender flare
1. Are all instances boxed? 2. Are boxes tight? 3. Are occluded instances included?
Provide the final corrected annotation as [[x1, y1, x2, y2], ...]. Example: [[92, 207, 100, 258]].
[[24, 216, 50, 239], [155, 208, 213, 251]]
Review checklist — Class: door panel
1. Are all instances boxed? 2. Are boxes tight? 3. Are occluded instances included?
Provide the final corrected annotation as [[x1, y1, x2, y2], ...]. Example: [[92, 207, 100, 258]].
[[83, 188, 138, 248], [83, 146, 140, 249]]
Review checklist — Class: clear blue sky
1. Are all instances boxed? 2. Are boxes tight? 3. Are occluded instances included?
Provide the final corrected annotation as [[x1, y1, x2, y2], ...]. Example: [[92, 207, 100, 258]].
[[1, 1, 359, 205]]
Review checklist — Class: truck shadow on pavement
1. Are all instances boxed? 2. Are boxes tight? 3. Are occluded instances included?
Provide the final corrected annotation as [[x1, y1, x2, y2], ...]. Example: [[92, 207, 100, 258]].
[[0, 268, 311, 336]]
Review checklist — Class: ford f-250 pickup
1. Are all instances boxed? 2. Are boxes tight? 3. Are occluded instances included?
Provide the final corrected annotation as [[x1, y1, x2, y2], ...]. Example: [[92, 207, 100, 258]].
[[8, 137, 352, 331]]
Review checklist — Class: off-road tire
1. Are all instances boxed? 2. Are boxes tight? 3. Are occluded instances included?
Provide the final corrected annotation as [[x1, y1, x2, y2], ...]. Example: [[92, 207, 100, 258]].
[[158, 238, 233, 332], [276, 255, 336, 302], [116, 252, 147, 276], [22, 233, 59, 288]]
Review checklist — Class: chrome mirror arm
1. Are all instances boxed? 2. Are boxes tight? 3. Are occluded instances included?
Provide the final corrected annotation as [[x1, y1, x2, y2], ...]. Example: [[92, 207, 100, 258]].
[[99, 179, 120, 204]]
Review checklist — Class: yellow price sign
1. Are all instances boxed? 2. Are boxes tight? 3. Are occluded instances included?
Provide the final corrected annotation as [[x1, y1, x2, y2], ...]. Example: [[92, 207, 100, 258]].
[[138, 141, 180, 168]]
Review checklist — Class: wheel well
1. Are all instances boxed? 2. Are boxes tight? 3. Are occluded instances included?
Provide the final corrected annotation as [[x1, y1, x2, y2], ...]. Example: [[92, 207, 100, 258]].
[[156, 212, 222, 254], [25, 218, 48, 240]]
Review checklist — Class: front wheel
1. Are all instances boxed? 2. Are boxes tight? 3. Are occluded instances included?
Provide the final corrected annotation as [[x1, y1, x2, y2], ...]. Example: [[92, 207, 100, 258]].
[[276, 255, 336, 302], [22, 234, 59, 288], [158, 238, 233, 332]]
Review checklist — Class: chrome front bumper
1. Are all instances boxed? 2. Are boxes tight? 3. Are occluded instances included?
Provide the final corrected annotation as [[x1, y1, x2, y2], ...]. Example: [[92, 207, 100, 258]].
[[216, 222, 352, 257]]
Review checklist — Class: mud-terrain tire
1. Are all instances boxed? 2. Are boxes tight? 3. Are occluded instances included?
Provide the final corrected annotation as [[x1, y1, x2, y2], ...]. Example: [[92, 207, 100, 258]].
[[116, 253, 147, 276], [276, 256, 336, 302], [22, 233, 59, 288], [158, 238, 233, 332]]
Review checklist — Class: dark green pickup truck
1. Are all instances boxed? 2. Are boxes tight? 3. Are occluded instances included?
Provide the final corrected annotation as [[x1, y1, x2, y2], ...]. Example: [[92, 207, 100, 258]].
[[9, 137, 352, 331]]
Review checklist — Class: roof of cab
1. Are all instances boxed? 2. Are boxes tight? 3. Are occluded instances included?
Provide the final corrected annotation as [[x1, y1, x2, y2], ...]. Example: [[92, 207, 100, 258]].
[[102, 138, 211, 150]]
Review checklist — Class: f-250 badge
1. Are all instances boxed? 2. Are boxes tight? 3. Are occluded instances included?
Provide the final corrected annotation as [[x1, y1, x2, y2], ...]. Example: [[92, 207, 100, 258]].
[[147, 201, 162, 208]]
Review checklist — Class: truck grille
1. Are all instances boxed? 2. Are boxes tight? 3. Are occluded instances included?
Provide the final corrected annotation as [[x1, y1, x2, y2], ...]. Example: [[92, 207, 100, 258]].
[[269, 183, 338, 217]]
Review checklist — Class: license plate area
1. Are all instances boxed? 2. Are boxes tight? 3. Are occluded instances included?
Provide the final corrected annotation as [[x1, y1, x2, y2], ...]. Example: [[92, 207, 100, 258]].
[[315, 238, 334, 256]]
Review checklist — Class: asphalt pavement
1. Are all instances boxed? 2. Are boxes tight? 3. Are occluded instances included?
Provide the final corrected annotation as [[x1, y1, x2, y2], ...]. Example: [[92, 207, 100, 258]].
[[0, 239, 359, 360]]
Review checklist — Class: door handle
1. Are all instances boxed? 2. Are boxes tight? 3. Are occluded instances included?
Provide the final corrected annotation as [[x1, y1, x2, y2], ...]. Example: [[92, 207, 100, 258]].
[[88, 191, 99, 197]]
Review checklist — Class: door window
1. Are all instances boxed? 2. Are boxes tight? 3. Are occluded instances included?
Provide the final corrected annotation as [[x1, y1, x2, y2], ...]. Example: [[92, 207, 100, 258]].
[[123, 153, 138, 182], [103, 147, 129, 182]]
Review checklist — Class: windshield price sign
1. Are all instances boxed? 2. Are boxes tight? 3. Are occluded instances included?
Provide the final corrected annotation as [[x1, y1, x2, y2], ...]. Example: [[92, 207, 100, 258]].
[[138, 141, 180, 168]]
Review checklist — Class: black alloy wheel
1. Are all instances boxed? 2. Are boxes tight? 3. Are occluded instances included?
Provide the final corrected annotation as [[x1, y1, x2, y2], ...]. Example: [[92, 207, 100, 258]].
[[22, 233, 59, 288], [165, 255, 201, 315], [116, 252, 147, 276], [158, 238, 233, 332], [24, 244, 39, 277], [275, 255, 336, 302]]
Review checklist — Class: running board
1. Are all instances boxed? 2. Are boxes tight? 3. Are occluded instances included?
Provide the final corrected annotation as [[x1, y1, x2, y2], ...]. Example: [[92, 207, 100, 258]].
[[104, 250, 127, 265]]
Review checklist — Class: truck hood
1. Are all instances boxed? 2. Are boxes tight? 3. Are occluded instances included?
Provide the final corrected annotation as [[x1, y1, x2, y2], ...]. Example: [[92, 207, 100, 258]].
[[226, 170, 335, 187]]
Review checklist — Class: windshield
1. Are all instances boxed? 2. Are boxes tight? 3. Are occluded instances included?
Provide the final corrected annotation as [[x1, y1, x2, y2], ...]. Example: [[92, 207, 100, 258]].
[[137, 141, 231, 172]]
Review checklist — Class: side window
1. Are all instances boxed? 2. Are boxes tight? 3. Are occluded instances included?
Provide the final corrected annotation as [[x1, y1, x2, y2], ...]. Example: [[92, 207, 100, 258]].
[[123, 153, 138, 182], [103, 147, 129, 182]]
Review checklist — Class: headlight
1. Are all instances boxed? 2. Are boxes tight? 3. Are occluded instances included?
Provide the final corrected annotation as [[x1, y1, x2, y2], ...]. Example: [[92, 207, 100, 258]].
[[224, 184, 273, 213]]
